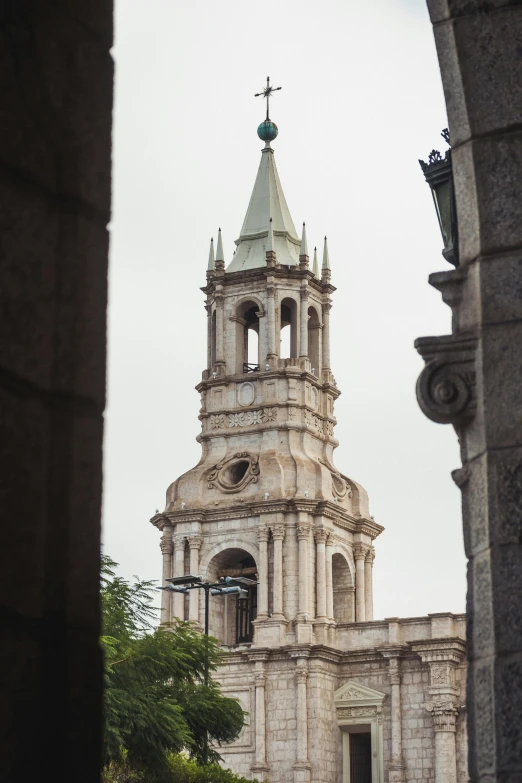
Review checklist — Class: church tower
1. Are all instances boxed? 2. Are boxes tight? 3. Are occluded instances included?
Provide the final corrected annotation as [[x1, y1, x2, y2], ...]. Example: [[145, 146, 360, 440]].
[[151, 90, 386, 781], [151, 84, 468, 783]]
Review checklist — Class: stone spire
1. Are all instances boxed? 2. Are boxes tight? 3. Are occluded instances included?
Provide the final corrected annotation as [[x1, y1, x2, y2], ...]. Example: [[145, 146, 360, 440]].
[[322, 236, 331, 282], [215, 228, 225, 271], [226, 141, 300, 272], [300, 223, 308, 257], [207, 237, 215, 271], [312, 246, 319, 277]]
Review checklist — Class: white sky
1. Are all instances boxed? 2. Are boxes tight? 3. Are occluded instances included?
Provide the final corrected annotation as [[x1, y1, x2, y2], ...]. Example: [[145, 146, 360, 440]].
[[104, 0, 467, 619]]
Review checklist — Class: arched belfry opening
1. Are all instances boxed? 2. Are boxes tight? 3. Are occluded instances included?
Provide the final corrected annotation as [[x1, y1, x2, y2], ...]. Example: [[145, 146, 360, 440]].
[[206, 548, 258, 646], [235, 300, 260, 373], [332, 553, 355, 623], [308, 305, 321, 374], [211, 309, 217, 367], [280, 297, 298, 359]]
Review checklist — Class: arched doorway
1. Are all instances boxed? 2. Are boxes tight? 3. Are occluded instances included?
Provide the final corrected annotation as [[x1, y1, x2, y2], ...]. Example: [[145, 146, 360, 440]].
[[206, 548, 258, 646], [235, 300, 260, 373], [332, 553, 355, 623], [280, 297, 298, 358]]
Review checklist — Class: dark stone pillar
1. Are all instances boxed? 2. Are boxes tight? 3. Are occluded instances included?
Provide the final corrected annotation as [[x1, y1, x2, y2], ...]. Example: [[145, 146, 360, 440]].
[[0, 2, 113, 781], [417, 3, 522, 782]]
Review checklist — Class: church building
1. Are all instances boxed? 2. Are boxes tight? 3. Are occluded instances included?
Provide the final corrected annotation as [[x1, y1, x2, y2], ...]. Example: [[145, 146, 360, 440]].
[[150, 89, 467, 783]]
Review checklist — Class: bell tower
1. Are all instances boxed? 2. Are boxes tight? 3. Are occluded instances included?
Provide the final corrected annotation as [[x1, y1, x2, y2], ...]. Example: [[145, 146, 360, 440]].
[[151, 90, 384, 781]]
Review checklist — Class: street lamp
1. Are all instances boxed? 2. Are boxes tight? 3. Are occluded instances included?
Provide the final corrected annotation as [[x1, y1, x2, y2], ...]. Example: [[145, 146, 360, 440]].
[[419, 128, 459, 267], [158, 573, 257, 764]]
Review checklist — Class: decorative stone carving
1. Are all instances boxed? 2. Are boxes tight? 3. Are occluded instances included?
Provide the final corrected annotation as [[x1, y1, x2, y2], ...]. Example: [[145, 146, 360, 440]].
[[207, 452, 260, 493], [262, 407, 277, 422], [318, 457, 352, 498], [295, 669, 308, 684], [229, 413, 245, 427], [426, 702, 458, 732], [187, 535, 203, 550], [297, 524, 311, 540], [210, 414, 225, 429], [353, 543, 371, 561], [415, 333, 478, 426], [238, 381, 255, 407], [246, 410, 263, 425], [160, 537, 173, 555], [337, 706, 378, 718], [271, 525, 286, 541]]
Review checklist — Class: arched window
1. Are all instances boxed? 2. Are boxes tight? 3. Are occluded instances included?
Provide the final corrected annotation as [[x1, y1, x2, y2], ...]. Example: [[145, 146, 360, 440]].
[[308, 305, 321, 374], [280, 297, 298, 359], [235, 301, 260, 374], [332, 553, 354, 623], [206, 548, 258, 646]]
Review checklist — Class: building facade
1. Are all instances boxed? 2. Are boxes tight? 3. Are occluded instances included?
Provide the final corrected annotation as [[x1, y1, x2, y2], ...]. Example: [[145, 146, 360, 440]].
[[151, 117, 467, 783]]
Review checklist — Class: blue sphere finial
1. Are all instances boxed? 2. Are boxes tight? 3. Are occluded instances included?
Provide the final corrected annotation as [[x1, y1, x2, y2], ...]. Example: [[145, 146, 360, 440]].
[[257, 120, 278, 142]]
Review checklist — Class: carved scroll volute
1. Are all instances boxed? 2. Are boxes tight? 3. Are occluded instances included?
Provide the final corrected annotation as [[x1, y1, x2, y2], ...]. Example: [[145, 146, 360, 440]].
[[414, 333, 478, 428]]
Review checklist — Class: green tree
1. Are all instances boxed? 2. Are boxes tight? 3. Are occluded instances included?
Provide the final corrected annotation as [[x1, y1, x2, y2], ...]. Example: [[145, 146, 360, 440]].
[[101, 555, 245, 781]]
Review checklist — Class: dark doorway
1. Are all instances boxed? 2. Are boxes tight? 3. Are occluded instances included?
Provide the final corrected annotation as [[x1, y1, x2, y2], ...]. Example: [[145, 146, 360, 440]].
[[349, 732, 372, 783]]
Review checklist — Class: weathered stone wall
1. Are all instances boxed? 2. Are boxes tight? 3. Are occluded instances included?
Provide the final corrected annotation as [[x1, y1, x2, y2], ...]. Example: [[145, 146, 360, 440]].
[[420, 3, 522, 781], [0, 2, 113, 781]]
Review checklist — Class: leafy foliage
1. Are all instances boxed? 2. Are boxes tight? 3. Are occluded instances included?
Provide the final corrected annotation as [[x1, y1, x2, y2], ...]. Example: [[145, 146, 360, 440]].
[[103, 753, 256, 783], [101, 556, 245, 780]]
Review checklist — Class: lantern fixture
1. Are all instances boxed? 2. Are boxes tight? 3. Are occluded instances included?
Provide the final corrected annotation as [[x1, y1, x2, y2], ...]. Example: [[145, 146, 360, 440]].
[[419, 128, 459, 267]]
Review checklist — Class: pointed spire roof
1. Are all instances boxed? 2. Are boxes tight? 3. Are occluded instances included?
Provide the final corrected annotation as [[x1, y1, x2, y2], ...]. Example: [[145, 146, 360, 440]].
[[226, 142, 300, 272], [312, 246, 319, 277], [300, 223, 308, 257], [207, 237, 215, 271], [322, 236, 330, 270], [216, 228, 224, 264]]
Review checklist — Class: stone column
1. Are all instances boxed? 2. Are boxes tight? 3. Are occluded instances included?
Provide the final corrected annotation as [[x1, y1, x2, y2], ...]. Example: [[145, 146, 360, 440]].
[[214, 288, 225, 372], [428, 703, 458, 783], [293, 660, 311, 783], [315, 531, 328, 619], [251, 671, 269, 779], [257, 527, 269, 619], [160, 526, 174, 624], [325, 535, 334, 620], [354, 544, 368, 622], [266, 280, 277, 363], [297, 524, 310, 618], [321, 301, 331, 375], [365, 546, 375, 621], [384, 654, 406, 783], [299, 288, 308, 358], [188, 536, 203, 623], [272, 525, 285, 617], [173, 538, 186, 620]]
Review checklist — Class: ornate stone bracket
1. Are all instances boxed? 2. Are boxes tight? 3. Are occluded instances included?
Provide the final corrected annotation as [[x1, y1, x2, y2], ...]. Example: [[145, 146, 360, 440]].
[[414, 332, 477, 427]]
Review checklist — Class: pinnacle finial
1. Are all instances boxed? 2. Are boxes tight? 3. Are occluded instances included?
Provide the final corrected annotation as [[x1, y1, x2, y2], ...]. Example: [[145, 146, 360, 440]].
[[300, 222, 308, 257], [216, 228, 224, 264], [322, 236, 330, 270], [207, 237, 215, 271], [312, 246, 319, 277]]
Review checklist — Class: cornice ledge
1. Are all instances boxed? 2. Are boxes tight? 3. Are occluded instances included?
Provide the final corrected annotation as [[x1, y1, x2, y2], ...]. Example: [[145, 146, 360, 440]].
[[410, 637, 467, 662], [150, 512, 170, 529], [164, 509, 207, 524]]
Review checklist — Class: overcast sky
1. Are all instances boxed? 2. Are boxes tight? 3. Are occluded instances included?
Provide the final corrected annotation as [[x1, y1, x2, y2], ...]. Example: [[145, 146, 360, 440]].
[[104, 0, 466, 619]]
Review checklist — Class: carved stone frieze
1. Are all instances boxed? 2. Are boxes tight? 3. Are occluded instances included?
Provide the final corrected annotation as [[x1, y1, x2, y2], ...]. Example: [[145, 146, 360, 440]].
[[207, 452, 260, 493], [337, 705, 378, 718]]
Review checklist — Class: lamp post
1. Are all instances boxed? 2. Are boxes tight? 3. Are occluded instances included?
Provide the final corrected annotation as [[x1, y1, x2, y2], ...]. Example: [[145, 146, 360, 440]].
[[419, 128, 459, 267], [158, 573, 257, 764]]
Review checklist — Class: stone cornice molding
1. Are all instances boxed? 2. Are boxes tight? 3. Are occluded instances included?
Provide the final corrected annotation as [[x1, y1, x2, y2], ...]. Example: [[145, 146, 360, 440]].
[[150, 512, 170, 530], [410, 638, 466, 665]]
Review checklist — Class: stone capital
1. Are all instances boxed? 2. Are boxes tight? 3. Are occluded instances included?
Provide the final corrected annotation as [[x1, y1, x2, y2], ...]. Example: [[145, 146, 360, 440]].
[[271, 525, 285, 541], [187, 535, 203, 550], [295, 669, 308, 685], [257, 527, 270, 544], [297, 524, 312, 541], [174, 538, 186, 552], [365, 546, 375, 563], [254, 672, 267, 687], [160, 537, 173, 556], [426, 701, 458, 732], [353, 543, 371, 561], [314, 529, 329, 545]]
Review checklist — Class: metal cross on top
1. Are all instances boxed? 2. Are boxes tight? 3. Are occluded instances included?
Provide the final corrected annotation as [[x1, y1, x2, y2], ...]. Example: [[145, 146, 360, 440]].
[[255, 76, 282, 121]]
